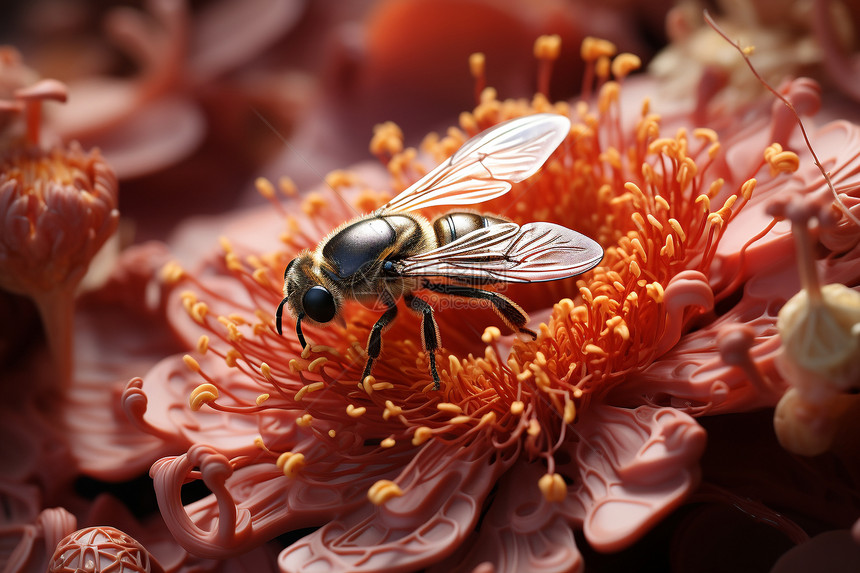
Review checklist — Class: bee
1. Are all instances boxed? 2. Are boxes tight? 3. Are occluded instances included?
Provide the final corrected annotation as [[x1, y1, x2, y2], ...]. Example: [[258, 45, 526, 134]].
[[276, 113, 603, 390]]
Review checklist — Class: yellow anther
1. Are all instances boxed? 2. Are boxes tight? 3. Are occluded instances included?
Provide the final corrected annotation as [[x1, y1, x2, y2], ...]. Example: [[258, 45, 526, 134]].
[[510, 401, 525, 415], [693, 127, 718, 143], [276, 451, 305, 478], [563, 398, 576, 424], [741, 178, 756, 201], [255, 177, 276, 199], [372, 381, 394, 390], [611, 53, 641, 79], [260, 362, 274, 383], [469, 52, 485, 78], [646, 213, 664, 232], [328, 429, 336, 438], [346, 404, 367, 418], [323, 170, 355, 190], [301, 193, 327, 216], [288, 359, 302, 373], [296, 413, 313, 427], [380, 437, 396, 448], [161, 261, 185, 284], [538, 473, 568, 502], [370, 121, 404, 157], [189, 383, 218, 411], [478, 412, 497, 428], [527, 418, 541, 436], [481, 326, 502, 344], [383, 400, 403, 421], [224, 348, 241, 367], [361, 375, 375, 395], [448, 354, 463, 376], [196, 335, 209, 354], [668, 218, 686, 242], [449, 415, 472, 425], [183, 354, 201, 373], [646, 281, 665, 302], [412, 427, 433, 446], [629, 259, 641, 278], [308, 356, 328, 372], [534, 34, 562, 60], [584, 344, 607, 356], [191, 302, 208, 323], [661, 234, 675, 258], [256, 394, 269, 405], [368, 480, 403, 505], [437, 402, 463, 414], [581, 37, 617, 61], [278, 176, 297, 197]]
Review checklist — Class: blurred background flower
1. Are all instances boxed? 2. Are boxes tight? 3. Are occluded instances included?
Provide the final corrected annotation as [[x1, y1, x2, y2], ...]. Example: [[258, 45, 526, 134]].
[[1, 1, 859, 572]]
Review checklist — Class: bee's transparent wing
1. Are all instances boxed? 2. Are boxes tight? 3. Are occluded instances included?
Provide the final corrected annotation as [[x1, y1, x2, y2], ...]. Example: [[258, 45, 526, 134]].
[[394, 222, 604, 283], [378, 113, 571, 214]]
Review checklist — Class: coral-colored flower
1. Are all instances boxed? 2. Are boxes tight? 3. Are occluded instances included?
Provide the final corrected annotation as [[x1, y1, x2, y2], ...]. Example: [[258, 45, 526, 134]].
[[0, 69, 119, 383], [123, 37, 860, 572]]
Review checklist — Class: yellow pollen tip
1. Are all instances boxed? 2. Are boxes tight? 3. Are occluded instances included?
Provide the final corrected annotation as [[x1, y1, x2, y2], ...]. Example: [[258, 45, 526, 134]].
[[161, 261, 185, 284], [581, 37, 617, 61], [527, 418, 541, 436], [412, 426, 433, 446], [469, 52, 485, 77], [346, 404, 367, 417], [437, 402, 463, 414], [481, 326, 502, 344], [534, 34, 562, 60], [196, 335, 209, 354], [296, 414, 313, 427], [370, 121, 404, 157], [276, 451, 305, 478], [278, 176, 298, 197], [383, 400, 403, 420], [255, 177, 276, 199], [741, 179, 757, 201], [368, 480, 403, 505], [308, 356, 328, 372], [328, 429, 336, 438], [538, 473, 568, 502], [189, 383, 218, 411], [256, 394, 269, 405], [449, 415, 472, 425], [611, 53, 641, 79], [260, 362, 274, 383], [361, 375, 376, 395], [301, 193, 327, 216], [380, 437, 396, 448], [510, 401, 525, 415], [183, 354, 201, 372]]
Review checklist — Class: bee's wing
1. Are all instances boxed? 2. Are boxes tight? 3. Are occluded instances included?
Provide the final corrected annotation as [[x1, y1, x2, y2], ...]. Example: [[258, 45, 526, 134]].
[[395, 222, 603, 283], [378, 113, 571, 214]]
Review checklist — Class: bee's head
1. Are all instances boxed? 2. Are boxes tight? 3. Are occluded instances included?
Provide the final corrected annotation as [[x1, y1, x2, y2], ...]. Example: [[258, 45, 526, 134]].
[[276, 253, 341, 345]]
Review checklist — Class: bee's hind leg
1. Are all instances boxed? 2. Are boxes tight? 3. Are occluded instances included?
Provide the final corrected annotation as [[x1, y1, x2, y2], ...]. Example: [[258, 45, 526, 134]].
[[362, 296, 398, 383], [405, 294, 441, 390], [422, 281, 536, 339]]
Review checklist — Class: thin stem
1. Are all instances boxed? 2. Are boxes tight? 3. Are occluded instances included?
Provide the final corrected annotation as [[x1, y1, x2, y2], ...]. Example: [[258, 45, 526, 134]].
[[32, 287, 76, 388]]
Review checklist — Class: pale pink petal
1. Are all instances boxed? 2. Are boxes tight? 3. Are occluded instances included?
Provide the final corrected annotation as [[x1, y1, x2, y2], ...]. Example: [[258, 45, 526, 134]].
[[277, 441, 508, 572], [571, 405, 706, 553], [432, 460, 584, 573]]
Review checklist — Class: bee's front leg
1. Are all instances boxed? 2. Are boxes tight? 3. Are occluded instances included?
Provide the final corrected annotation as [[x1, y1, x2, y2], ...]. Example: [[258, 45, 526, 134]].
[[362, 295, 398, 383], [405, 294, 441, 390]]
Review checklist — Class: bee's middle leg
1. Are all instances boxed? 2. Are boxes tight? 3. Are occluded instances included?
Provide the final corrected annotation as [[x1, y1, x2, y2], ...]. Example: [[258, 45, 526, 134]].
[[404, 294, 441, 390], [362, 297, 398, 383]]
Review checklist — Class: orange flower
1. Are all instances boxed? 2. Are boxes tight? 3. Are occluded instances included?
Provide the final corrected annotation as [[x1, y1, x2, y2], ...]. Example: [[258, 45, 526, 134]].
[[125, 36, 860, 571]]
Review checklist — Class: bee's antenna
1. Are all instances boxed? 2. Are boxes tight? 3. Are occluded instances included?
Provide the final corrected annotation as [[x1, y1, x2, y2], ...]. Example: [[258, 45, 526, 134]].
[[275, 297, 288, 336], [295, 313, 307, 349]]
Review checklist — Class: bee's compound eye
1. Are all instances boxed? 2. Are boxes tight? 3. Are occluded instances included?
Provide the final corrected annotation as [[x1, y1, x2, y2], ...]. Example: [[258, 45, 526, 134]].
[[302, 286, 336, 323]]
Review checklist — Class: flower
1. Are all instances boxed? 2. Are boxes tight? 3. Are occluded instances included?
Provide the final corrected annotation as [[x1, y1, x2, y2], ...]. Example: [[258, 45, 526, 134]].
[[0, 70, 119, 384], [116, 33, 860, 571]]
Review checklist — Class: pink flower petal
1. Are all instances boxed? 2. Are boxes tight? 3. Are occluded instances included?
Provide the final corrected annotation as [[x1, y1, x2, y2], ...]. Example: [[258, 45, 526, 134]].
[[573, 405, 706, 553]]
